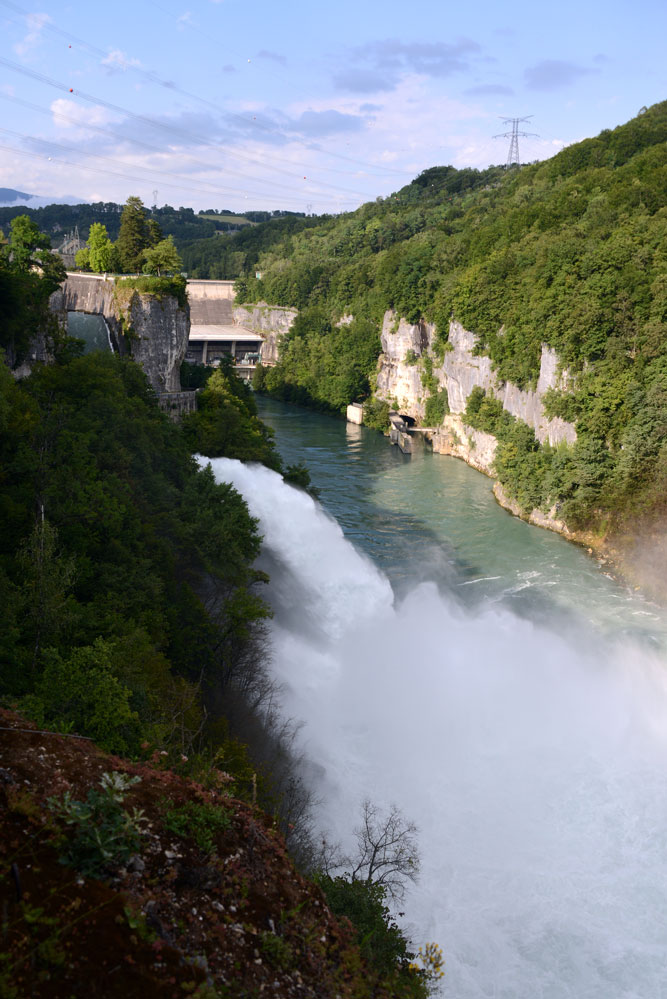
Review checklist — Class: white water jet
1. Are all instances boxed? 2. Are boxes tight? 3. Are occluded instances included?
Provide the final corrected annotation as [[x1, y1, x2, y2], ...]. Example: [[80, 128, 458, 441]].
[[204, 457, 667, 999]]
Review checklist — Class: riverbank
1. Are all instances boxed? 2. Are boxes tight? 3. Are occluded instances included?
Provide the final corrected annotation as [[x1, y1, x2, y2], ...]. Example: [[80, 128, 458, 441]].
[[421, 413, 664, 605]]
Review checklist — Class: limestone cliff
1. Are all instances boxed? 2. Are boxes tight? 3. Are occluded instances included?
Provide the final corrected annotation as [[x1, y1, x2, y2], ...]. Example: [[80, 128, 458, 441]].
[[376, 311, 577, 535], [376, 311, 576, 446], [233, 302, 297, 365], [56, 275, 189, 394], [114, 289, 189, 394]]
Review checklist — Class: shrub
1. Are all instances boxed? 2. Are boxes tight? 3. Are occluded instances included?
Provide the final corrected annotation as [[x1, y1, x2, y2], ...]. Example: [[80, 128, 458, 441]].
[[23, 639, 141, 754], [114, 275, 187, 308], [424, 388, 449, 426], [163, 800, 231, 854], [363, 398, 390, 431], [315, 875, 429, 997], [47, 772, 146, 877]]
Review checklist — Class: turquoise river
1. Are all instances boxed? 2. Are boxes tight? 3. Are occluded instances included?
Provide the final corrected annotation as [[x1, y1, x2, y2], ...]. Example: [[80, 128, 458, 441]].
[[205, 396, 667, 999]]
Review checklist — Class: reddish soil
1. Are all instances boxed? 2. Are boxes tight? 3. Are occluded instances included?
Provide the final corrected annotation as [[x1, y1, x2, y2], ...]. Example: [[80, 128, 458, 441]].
[[0, 708, 393, 998]]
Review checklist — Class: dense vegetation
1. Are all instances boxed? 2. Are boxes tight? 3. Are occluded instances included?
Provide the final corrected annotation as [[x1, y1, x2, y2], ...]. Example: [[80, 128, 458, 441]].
[[0, 223, 314, 837], [0, 200, 310, 266], [0, 215, 67, 366], [228, 101, 667, 537], [1, 242, 437, 991], [0, 201, 245, 245], [179, 213, 322, 280]]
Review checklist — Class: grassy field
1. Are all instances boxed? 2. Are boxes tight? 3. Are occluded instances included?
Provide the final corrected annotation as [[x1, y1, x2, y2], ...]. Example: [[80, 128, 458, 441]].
[[199, 213, 255, 225]]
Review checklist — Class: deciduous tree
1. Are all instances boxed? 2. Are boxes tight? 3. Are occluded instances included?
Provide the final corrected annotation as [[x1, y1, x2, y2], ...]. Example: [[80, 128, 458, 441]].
[[87, 222, 117, 273], [142, 235, 182, 276]]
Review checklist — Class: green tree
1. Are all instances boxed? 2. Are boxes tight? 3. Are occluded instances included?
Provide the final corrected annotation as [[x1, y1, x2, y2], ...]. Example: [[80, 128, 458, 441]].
[[6, 215, 65, 290], [24, 639, 141, 754], [116, 195, 150, 273], [16, 519, 76, 674], [142, 235, 182, 276], [75, 246, 91, 271], [87, 222, 117, 273], [147, 217, 164, 247], [0, 220, 66, 364], [6, 214, 51, 271]]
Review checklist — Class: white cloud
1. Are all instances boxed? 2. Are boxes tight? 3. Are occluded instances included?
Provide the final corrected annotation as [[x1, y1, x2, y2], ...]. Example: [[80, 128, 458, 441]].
[[50, 99, 117, 132], [101, 50, 143, 72], [14, 12, 51, 58]]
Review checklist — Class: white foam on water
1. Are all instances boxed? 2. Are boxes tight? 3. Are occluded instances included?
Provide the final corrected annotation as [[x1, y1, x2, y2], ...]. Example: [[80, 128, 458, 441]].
[[204, 457, 667, 999]]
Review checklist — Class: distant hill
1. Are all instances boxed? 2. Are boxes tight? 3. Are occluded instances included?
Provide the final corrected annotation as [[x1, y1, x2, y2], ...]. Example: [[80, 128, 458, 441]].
[[0, 199, 312, 256], [0, 188, 86, 209], [0, 187, 31, 204]]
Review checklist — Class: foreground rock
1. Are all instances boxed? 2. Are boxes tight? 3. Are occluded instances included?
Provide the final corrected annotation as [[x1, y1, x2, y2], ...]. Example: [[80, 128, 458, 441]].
[[0, 709, 405, 998]]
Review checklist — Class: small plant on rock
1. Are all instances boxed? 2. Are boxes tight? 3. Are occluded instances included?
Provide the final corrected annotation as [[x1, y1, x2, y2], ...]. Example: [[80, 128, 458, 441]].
[[47, 771, 146, 877], [163, 800, 231, 854]]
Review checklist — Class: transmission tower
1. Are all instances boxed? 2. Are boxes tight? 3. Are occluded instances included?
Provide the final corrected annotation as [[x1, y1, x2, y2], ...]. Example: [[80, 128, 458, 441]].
[[152, 188, 158, 208], [493, 116, 539, 168]]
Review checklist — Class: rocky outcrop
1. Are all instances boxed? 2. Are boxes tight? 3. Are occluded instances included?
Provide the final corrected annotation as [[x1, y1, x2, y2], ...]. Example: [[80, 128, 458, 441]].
[[1, 707, 405, 999], [377, 312, 578, 536], [376, 312, 576, 446], [116, 290, 189, 394], [430, 413, 573, 535], [233, 303, 297, 365], [56, 275, 189, 394], [493, 482, 573, 536], [431, 413, 498, 475]]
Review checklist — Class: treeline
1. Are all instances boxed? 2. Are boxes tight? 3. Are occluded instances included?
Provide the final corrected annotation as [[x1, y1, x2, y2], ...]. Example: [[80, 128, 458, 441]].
[[179, 214, 324, 280], [0, 200, 214, 244], [0, 202, 311, 253], [234, 101, 667, 536], [0, 231, 318, 846]]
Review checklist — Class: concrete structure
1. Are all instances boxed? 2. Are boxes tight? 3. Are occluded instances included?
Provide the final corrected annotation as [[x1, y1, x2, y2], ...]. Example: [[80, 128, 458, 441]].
[[158, 390, 199, 420], [346, 403, 364, 425], [186, 280, 265, 371], [54, 227, 86, 269], [55, 274, 294, 392]]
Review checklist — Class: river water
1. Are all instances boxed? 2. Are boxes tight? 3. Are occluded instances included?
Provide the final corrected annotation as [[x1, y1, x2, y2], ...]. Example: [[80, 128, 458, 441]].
[[208, 398, 667, 998]]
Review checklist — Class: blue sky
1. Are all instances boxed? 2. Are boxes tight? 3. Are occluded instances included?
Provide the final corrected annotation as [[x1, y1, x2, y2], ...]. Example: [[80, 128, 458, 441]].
[[1, 0, 665, 212]]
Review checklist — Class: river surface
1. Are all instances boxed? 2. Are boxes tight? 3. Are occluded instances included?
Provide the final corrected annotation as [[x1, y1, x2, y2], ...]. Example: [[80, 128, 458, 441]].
[[67, 312, 113, 353], [211, 397, 667, 999]]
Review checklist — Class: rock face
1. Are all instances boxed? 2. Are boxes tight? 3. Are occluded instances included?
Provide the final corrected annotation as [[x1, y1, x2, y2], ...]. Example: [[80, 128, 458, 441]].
[[232, 303, 297, 365], [57, 275, 189, 394], [376, 310, 578, 536], [118, 292, 189, 394], [376, 312, 576, 446], [431, 414, 498, 475]]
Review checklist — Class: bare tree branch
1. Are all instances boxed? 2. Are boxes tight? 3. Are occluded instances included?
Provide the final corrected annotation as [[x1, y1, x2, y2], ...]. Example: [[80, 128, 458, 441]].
[[328, 799, 420, 902]]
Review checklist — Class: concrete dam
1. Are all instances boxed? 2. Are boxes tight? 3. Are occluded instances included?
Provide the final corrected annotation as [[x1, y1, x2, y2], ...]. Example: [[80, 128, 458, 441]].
[[55, 275, 292, 403]]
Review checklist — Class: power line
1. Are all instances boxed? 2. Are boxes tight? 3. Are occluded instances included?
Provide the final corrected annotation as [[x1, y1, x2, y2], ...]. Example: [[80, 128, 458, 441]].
[[0, 56, 376, 204], [493, 116, 539, 169], [0, 139, 341, 212], [0, 0, 409, 182], [0, 90, 359, 208]]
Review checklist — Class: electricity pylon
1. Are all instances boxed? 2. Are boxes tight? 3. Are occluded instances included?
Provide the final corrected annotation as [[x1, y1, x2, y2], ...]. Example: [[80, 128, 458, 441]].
[[494, 116, 539, 168]]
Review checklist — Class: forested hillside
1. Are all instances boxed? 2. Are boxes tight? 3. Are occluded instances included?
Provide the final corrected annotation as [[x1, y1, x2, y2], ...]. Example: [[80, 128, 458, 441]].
[[236, 101, 667, 540], [0, 234, 442, 995], [0, 201, 309, 253]]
